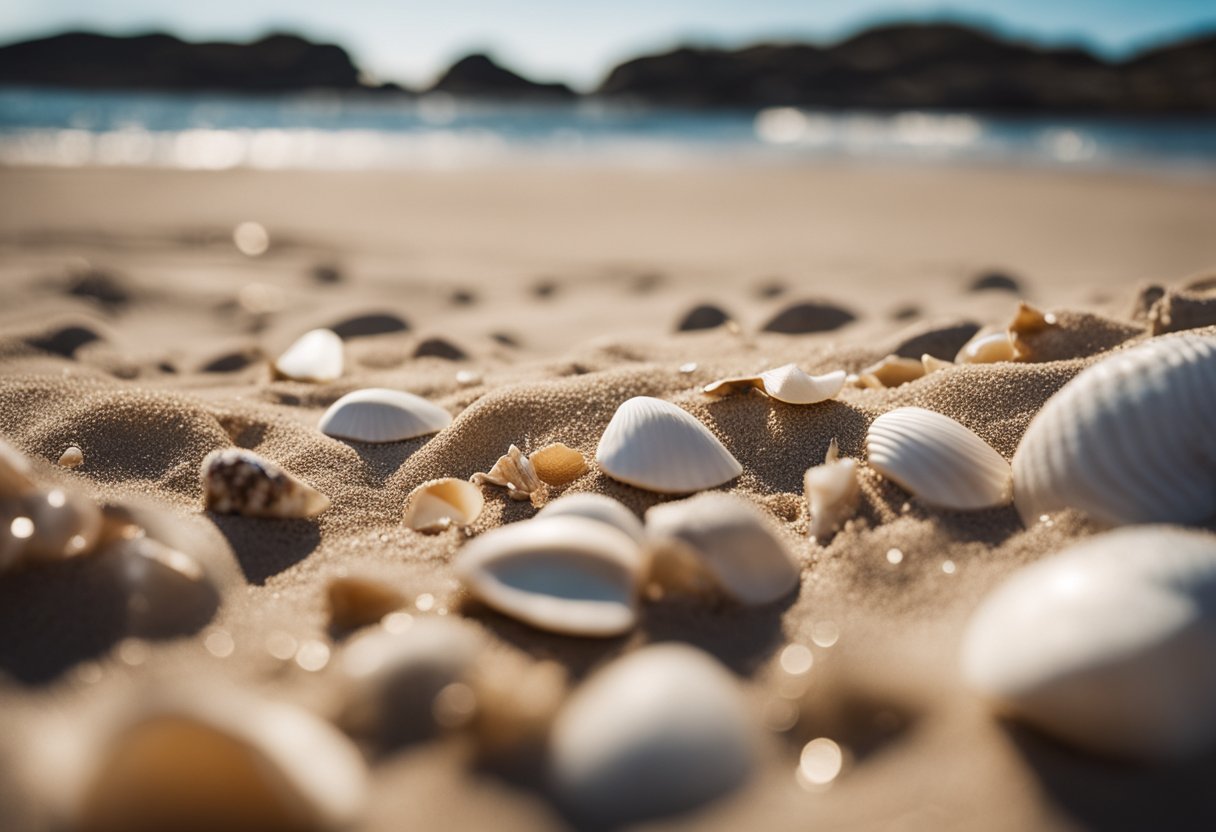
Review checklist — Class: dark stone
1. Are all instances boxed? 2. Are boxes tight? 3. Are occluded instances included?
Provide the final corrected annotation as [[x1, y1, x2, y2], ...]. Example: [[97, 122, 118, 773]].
[[311, 263, 343, 284], [761, 301, 856, 334], [414, 337, 467, 361], [531, 280, 559, 299], [201, 351, 258, 373], [893, 321, 981, 360], [330, 313, 410, 340], [676, 304, 731, 332], [490, 332, 520, 348], [27, 325, 101, 357], [891, 305, 921, 321], [969, 271, 1023, 293], [450, 289, 477, 306], [755, 280, 787, 299], [428, 53, 575, 99], [64, 268, 129, 308]]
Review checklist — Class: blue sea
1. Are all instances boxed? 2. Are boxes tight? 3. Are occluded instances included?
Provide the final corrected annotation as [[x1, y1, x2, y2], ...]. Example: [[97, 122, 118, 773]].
[[1, 87, 1215, 172]]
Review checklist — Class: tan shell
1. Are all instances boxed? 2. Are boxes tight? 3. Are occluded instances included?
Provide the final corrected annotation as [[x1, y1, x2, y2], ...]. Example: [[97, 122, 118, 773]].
[[955, 329, 1016, 363], [1007, 302, 1053, 359], [921, 354, 953, 374], [703, 364, 845, 405], [98, 535, 220, 638], [201, 449, 330, 519], [0, 437, 35, 497], [529, 443, 589, 486], [3, 487, 104, 569], [59, 446, 85, 469], [471, 445, 547, 502], [403, 478, 484, 532], [271, 328, 344, 382], [468, 654, 567, 758], [326, 576, 405, 631], [804, 439, 860, 542], [854, 356, 925, 389], [318, 388, 451, 443]]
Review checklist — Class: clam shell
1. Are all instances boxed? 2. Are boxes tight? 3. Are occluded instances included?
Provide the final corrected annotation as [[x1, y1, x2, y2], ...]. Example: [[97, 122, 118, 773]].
[[1012, 334, 1216, 527], [272, 328, 344, 382], [7, 487, 104, 565], [645, 493, 799, 605], [326, 576, 405, 631], [454, 515, 643, 637], [318, 388, 451, 443], [98, 536, 220, 638], [805, 439, 860, 542], [596, 396, 742, 494], [955, 329, 1015, 363], [403, 478, 484, 532], [528, 443, 588, 486], [854, 355, 925, 389], [0, 437, 35, 497], [470, 444, 546, 502], [866, 407, 1012, 510], [703, 364, 845, 405], [536, 493, 645, 544], [201, 449, 330, 518], [549, 643, 754, 825], [962, 526, 1216, 760]]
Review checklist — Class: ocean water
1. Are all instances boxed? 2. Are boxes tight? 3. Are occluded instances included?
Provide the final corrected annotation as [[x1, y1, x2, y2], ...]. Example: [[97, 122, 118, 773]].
[[1, 87, 1214, 172]]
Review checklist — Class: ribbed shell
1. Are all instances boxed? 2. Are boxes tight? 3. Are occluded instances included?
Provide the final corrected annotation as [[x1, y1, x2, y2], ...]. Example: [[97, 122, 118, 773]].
[[866, 407, 1012, 510], [536, 493, 645, 544], [1012, 334, 1216, 526], [319, 388, 451, 443], [596, 397, 742, 494], [273, 328, 344, 382]]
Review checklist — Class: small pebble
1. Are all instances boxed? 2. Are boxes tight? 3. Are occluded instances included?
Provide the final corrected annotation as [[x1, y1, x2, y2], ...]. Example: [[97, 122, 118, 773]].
[[59, 446, 84, 468]]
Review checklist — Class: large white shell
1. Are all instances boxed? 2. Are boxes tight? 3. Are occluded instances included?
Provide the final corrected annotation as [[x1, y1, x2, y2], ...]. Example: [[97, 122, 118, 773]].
[[536, 493, 645, 544], [596, 397, 742, 494], [272, 328, 344, 382], [454, 515, 643, 637], [549, 643, 755, 825], [645, 493, 799, 605], [1012, 334, 1216, 527], [962, 526, 1216, 760], [201, 449, 331, 518], [318, 388, 451, 443], [703, 364, 845, 405], [866, 407, 1012, 510]]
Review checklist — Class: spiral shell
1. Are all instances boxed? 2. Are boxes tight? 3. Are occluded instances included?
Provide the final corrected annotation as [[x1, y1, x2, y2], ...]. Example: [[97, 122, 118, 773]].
[[201, 449, 330, 519]]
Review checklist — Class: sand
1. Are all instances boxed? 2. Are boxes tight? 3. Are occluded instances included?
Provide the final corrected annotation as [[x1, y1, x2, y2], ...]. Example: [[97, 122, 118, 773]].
[[1, 162, 1215, 831]]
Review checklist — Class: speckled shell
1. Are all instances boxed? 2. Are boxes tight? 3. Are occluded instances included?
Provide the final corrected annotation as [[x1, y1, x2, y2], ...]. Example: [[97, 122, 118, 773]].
[[703, 364, 845, 405], [962, 526, 1216, 760], [1012, 334, 1216, 527], [201, 449, 330, 518], [596, 397, 742, 494], [318, 388, 451, 443], [536, 493, 645, 544], [866, 407, 1012, 510], [272, 328, 344, 382]]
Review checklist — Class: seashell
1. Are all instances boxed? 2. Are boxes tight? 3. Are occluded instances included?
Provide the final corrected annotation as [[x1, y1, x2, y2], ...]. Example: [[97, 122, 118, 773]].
[[326, 576, 405, 631], [59, 446, 84, 468], [97, 535, 220, 637], [703, 364, 845, 405], [201, 449, 330, 519], [1012, 334, 1216, 527], [866, 407, 1012, 510], [77, 688, 367, 832], [955, 329, 1016, 363], [1144, 278, 1216, 336], [454, 515, 643, 637], [6, 487, 104, 565], [596, 397, 742, 494], [805, 439, 860, 542], [854, 355, 924, 389], [645, 493, 799, 605], [318, 388, 451, 443], [549, 643, 755, 825], [921, 354, 953, 374], [471, 444, 546, 502], [272, 328, 343, 382], [468, 653, 567, 758], [402, 478, 484, 533], [0, 437, 35, 497], [528, 443, 588, 486], [536, 493, 645, 544], [961, 526, 1216, 760]]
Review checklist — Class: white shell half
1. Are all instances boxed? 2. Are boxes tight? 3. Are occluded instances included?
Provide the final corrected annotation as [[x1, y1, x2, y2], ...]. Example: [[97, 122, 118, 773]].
[[402, 478, 484, 533], [645, 493, 799, 605], [1012, 334, 1216, 527], [454, 515, 643, 637], [805, 439, 860, 542], [549, 643, 755, 825], [962, 526, 1216, 760], [273, 328, 344, 382], [201, 449, 331, 518], [704, 364, 845, 405], [319, 388, 451, 443], [596, 396, 742, 494], [866, 407, 1012, 510], [955, 329, 1015, 363], [536, 493, 645, 544]]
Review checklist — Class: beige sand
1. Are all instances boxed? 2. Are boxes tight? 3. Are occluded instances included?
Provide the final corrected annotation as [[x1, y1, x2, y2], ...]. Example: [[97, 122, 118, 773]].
[[1, 163, 1215, 831]]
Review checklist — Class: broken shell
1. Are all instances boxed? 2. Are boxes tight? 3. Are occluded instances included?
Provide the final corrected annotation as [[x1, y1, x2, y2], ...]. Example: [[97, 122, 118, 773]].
[[97, 535, 220, 638], [866, 407, 1012, 510], [955, 329, 1015, 363], [536, 493, 645, 544], [471, 444, 546, 502], [272, 328, 344, 383], [403, 478, 484, 532], [201, 449, 330, 518], [1012, 334, 1216, 526], [1007, 302, 1052, 359], [645, 493, 799, 605], [0, 437, 35, 497], [318, 388, 451, 443], [962, 526, 1216, 760], [528, 443, 589, 486], [326, 576, 405, 631], [454, 515, 643, 637], [549, 643, 755, 825], [805, 439, 860, 543], [596, 396, 742, 494], [703, 364, 845, 405], [921, 354, 953, 374], [59, 446, 84, 468], [78, 688, 367, 832], [9, 487, 104, 564], [854, 355, 925, 389]]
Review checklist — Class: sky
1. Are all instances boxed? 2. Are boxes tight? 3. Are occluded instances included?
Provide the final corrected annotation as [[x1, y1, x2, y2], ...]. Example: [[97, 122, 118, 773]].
[[2, 1, 1214, 90]]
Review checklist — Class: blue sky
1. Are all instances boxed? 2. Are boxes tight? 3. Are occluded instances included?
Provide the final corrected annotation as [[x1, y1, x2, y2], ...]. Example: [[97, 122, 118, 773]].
[[2, 1, 1213, 89]]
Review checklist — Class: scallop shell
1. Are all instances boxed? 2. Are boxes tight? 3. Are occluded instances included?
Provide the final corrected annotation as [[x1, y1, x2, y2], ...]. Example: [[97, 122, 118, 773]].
[[962, 526, 1216, 760], [403, 478, 484, 532], [805, 439, 860, 542], [318, 388, 451, 443], [955, 329, 1015, 363], [59, 446, 84, 468], [0, 437, 35, 497], [536, 493, 645, 544], [201, 449, 331, 519], [98, 535, 220, 638], [453, 515, 643, 637], [549, 643, 755, 825], [866, 407, 1012, 510], [471, 444, 546, 502], [854, 355, 925, 389], [272, 328, 344, 382], [1011, 334, 1216, 526], [703, 364, 845, 405], [596, 396, 742, 494], [644, 493, 799, 605], [528, 443, 588, 486], [326, 576, 405, 631]]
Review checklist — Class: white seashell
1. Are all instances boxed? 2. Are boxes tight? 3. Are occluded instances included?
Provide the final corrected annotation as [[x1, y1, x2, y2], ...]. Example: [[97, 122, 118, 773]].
[[955, 329, 1015, 363], [536, 493, 645, 544], [58, 446, 84, 468], [77, 688, 367, 832], [853, 355, 925, 389], [5, 487, 104, 566], [471, 444, 546, 502], [402, 478, 484, 533], [1012, 334, 1216, 527], [961, 526, 1216, 760], [318, 388, 451, 443], [326, 575, 405, 631], [98, 535, 220, 637], [805, 439, 860, 542], [201, 449, 330, 518], [866, 407, 1012, 510], [528, 443, 588, 486], [272, 328, 344, 382], [454, 515, 643, 637], [703, 364, 845, 405], [549, 643, 755, 825], [0, 437, 35, 497], [596, 396, 742, 494]]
